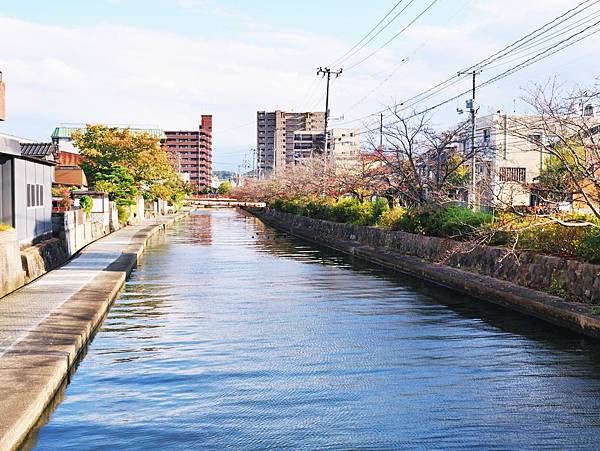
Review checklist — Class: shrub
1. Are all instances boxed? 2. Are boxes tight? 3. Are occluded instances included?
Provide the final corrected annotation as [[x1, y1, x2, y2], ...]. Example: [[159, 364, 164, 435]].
[[270, 197, 387, 226], [518, 222, 589, 257], [0, 223, 12, 232], [439, 206, 493, 238], [392, 206, 492, 238], [79, 195, 93, 218], [378, 207, 406, 229], [371, 198, 389, 224], [577, 227, 600, 263], [331, 198, 365, 224], [117, 204, 131, 224]]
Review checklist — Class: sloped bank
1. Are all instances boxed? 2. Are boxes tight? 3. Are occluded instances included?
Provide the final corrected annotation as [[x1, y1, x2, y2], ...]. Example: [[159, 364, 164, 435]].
[[247, 207, 600, 339]]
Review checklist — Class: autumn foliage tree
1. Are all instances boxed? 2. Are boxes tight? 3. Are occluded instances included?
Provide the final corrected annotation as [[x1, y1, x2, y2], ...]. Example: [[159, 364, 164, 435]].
[[74, 125, 190, 206]]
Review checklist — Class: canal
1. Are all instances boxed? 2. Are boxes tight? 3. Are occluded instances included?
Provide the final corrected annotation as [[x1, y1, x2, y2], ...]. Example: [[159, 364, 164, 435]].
[[25, 209, 600, 449]]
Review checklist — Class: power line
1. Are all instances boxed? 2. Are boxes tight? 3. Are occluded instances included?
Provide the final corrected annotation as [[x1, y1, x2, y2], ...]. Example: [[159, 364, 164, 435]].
[[464, 0, 600, 74], [363, 19, 600, 133], [332, 0, 416, 68], [338, 0, 473, 121], [340, 0, 600, 127], [344, 0, 441, 71], [329, 0, 408, 67]]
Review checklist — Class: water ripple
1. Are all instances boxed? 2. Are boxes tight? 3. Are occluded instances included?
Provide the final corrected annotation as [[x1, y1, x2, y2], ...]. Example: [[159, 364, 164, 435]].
[[27, 209, 600, 450]]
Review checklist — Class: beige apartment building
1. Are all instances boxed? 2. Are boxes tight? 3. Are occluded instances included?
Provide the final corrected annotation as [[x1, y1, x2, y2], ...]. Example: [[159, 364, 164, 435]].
[[256, 110, 325, 178], [327, 128, 361, 168]]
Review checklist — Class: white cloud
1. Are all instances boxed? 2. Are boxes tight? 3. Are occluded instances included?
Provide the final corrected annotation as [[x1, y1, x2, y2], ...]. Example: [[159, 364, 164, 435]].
[[0, 0, 598, 169]]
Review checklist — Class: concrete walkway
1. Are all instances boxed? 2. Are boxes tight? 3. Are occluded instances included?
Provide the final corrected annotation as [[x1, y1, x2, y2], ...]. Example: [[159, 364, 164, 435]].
[[0, 211, 191, 451]]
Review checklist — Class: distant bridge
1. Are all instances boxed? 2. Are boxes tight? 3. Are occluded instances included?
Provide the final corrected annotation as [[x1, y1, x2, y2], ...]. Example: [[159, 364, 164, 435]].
[[185, 197, 265, 208]]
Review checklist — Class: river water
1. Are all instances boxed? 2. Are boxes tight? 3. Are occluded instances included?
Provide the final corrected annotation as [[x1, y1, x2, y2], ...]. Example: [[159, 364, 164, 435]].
[[25, 209, 600, 450]]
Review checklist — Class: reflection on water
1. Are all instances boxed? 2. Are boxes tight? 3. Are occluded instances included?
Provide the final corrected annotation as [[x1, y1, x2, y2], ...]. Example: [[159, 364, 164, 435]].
[[27, 209, 600, 450]]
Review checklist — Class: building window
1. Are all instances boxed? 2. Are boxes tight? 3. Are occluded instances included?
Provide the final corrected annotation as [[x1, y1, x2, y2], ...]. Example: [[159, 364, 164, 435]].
[[483, 128, 491, 143], [499, 167, 526, 183], [527, 134, 543, 145], [27, 184, 44, 207]]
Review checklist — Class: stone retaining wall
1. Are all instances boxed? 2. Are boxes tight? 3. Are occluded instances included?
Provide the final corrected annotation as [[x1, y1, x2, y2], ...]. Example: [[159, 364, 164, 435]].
[[20, 238, 69, 283], [259, 208, 600, 303]]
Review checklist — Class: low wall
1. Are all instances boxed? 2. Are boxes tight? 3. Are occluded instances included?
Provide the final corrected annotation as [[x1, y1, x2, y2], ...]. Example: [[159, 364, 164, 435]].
[[0, 230, 25, 298], [250, 208, 600, 338], [52, 210, 107, 256], [2, 210, 118, 299]]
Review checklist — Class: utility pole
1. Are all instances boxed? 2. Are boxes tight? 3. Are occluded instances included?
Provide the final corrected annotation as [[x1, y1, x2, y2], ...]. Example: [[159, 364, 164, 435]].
[[317, 67, 342, 155], [252, 148, 256, 178], [379, 112, 384, 151], [459, 70, 480, 210]]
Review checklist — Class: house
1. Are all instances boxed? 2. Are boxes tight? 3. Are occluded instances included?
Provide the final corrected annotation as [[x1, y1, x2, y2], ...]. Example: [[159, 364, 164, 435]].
[[0, 134, 54, 245], [20, 141, 88, 189], [460, 112, 600, 209]]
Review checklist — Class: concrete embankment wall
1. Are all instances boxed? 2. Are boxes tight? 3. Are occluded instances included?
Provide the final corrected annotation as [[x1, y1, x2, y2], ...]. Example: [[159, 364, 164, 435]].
[[249, 208, 600, 339], [0, 210, 193, 451]]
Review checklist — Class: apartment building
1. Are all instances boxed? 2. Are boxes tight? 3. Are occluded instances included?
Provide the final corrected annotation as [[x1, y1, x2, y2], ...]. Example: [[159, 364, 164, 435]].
[[327, 128, 361, 167], [256, 110, 325, 178], [293, 130, 324, 161], [291, 128, 361, 167], [163, 115, 213, 192]]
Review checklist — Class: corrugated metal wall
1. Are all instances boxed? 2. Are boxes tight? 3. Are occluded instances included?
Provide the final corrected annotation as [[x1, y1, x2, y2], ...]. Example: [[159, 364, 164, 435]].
[[0, 156, 13, 226], [13, 159, 52, 243]]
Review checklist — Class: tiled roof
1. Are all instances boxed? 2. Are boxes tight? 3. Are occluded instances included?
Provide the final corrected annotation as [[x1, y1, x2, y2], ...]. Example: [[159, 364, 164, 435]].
[[20, 142, 57, 157], [51, 126, 167, 140]]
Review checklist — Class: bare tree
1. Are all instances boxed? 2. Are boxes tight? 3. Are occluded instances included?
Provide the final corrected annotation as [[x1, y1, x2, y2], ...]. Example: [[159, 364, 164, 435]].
[[366, 108, 472, 208]]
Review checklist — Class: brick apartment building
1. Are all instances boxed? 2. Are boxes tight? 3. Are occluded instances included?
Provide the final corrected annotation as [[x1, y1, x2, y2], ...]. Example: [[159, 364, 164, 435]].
[[163, 115, 213, 192]]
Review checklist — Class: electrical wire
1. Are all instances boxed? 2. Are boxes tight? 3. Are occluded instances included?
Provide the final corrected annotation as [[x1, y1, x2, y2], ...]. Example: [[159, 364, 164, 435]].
[[344, 0, 441, 71], [332, 0, 416, 68], [329, 0, 408, 67], [340, 0, 600, 127]]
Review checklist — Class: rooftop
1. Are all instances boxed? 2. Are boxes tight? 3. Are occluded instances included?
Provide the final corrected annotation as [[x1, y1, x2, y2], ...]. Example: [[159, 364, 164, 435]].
[[20, 142, 58, 157], [51, 126, 167, 140]]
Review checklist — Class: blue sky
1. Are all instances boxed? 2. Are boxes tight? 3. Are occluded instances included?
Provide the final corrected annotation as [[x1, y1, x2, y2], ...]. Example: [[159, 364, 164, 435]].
[[0, 0, 598, 170]]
